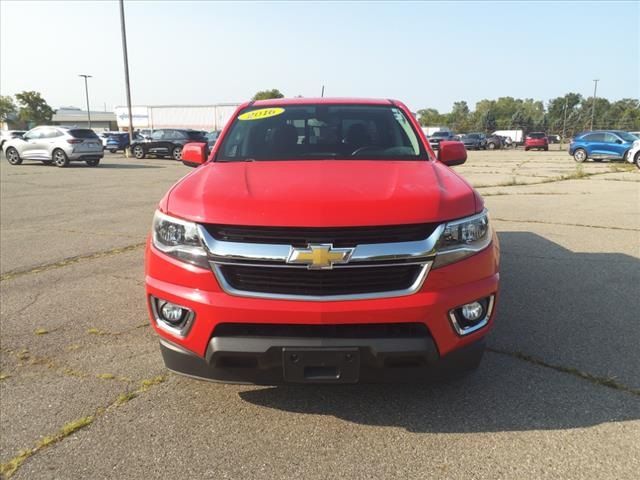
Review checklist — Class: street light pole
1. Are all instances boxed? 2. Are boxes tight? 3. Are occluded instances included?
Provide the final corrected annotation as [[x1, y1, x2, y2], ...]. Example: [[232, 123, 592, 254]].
[[590, 79, 599, 131], [78, 74, 92, 129], [119, 0, 135, 149]]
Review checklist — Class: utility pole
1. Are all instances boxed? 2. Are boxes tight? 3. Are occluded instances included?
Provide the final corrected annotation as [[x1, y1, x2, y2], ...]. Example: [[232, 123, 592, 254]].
[[561, 97, 568, 147], [119, 0, 135, 150], [321, 85, 325, 98], [590, 79, 599, 131], [78, 74, 92, 128]]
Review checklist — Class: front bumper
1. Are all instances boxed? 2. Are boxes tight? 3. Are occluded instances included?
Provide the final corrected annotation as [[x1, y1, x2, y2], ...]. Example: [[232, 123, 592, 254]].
[[159, 335, 486, 384]]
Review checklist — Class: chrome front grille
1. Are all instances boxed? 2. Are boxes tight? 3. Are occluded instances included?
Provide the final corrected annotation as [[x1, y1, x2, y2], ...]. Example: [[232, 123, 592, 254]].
[[197, 223, 443, 301]]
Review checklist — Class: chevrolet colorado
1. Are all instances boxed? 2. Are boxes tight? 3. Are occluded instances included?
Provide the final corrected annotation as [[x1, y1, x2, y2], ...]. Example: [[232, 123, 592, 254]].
[[145, 98, 500, 384]]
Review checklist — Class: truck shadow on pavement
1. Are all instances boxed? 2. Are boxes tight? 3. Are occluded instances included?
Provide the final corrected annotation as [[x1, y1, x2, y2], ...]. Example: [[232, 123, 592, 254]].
[[239, 232, 640, 433]]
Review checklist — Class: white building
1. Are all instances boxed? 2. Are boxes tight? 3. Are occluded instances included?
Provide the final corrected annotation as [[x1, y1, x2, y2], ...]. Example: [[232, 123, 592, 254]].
[[114, 104, 241, 132]]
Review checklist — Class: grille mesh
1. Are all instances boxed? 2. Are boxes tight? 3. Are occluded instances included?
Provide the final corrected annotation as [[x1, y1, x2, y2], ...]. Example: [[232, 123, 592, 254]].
[[219, 264, 423, 296]]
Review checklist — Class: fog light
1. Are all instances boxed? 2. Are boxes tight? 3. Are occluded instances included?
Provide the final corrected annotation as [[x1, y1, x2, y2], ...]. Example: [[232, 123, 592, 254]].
[[449, 295, 495, 336], [150, 296, 195, 337], [461, 302, 484, 322], [160, 302, 185, 324]]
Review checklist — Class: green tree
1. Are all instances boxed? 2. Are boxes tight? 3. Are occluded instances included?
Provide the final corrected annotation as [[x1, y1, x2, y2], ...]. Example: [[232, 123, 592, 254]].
[[252, 89, 285, 101], [417, 108, 444, 126], [0, 95, 17, 121], [448, 101, 471, 131], [15, 91, 54, 125]]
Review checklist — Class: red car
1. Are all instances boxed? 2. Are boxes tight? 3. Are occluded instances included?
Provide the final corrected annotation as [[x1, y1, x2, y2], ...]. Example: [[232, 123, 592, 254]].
[[524, 132, 549, 151], [145, 98, 500, 384]]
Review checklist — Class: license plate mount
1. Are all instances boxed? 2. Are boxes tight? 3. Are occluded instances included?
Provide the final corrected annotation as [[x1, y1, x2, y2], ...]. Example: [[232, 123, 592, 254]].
[[282, 347, 360, 384]]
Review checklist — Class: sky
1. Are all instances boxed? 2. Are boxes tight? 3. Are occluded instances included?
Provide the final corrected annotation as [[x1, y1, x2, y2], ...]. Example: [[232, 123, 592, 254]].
[[1, 0, 638, 114]]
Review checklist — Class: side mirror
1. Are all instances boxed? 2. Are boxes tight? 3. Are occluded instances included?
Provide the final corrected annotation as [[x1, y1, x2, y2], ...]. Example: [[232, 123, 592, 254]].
[[181, 142, 207, 168], [438, 140, 467, 166]]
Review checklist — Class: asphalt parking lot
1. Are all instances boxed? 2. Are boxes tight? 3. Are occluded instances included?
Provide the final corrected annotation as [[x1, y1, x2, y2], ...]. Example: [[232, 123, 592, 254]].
[[1, 148, 638, 479]]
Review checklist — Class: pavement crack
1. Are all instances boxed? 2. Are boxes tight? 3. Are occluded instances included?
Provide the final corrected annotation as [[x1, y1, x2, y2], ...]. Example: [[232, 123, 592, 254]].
[[487, 347, 640, 397], [11, 292, 42, 316], [492, 218, 639, 232], [0, 243, 145, 282], [0, 375, 167, 478]]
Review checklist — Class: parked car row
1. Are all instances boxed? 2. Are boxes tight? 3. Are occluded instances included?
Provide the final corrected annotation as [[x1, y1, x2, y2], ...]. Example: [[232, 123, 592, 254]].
[[427, 131, 514, 151]]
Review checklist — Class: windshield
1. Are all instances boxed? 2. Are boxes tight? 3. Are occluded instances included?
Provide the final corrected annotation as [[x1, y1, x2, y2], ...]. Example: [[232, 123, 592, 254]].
[[217, 105, 426, 161], [431, 131, 449, 138], [616, 131, 637, 142], [529, 132, 546, 138], [463, 134, 479, 139]]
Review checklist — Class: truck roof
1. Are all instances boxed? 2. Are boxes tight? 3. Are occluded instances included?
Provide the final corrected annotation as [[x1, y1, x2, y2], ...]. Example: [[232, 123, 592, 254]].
[[249, 97, 396, 107]]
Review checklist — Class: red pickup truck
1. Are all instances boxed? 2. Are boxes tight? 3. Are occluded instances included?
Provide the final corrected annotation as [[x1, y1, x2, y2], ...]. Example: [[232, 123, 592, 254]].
[[145, 98, 500, 384]]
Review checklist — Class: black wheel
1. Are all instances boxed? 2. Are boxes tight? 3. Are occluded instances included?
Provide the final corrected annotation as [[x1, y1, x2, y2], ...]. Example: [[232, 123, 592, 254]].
[[53, 149, 69, 167], [524, 147, 530, 151], [573, 148, 587, 163], [42, 160, 53, 165], [86, 159, 100, 167], [487, 142, 496, 150], [5, 147, 22, 165], [109, 149, 117, 154], [622, 150, 630, 163], [133, 145, 145, 159], [544, 146, 549, 151], [634, 152, 640, 169], [172, 146, 183, 161]]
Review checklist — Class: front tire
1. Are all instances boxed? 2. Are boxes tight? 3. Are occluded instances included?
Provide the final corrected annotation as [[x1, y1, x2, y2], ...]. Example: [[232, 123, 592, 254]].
[[53, 149, 69, 167], [634, 152, 640, 169], [172, 146, 183, 161], [573, 148, 587, 163], [133, 145, 145, 159], [5, 147, 22, 165], [109, 149, 117, 154], [86, 159, 100, 167], [487, 142, 496, 150]]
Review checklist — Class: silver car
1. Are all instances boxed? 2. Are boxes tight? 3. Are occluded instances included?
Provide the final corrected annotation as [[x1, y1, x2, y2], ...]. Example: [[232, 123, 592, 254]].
[[3, 126, 104, 167]]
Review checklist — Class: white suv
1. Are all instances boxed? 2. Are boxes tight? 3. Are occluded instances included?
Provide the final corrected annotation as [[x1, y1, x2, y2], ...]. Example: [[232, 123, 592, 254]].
[[3, 126, 104, 167]]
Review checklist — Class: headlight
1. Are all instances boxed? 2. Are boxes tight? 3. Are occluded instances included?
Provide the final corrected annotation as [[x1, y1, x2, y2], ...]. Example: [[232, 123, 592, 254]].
[[152, 210, 209, 268], [433, 209, 492, 268]]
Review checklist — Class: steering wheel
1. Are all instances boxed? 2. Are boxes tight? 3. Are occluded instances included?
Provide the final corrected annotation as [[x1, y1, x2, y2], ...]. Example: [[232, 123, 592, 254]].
[[350, 146, 378, 156]]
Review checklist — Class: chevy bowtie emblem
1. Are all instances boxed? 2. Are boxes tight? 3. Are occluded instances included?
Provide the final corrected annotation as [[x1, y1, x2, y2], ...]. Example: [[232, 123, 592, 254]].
[[287, 244, 354, 270]]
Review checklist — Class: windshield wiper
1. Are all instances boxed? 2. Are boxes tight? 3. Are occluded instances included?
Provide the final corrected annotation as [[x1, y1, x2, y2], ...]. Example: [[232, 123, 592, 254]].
[[299, 152, 339, 159]]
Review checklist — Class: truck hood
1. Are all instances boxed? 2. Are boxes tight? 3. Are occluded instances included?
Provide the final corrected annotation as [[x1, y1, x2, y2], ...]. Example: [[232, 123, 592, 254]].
[[166, 160, 476, 227]]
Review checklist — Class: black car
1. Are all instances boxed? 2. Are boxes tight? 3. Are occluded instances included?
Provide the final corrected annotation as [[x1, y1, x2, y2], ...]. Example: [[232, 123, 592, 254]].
[[428, 130, 456, 150], [131, 129, 208, 160], [460, 133, 487, 150], [485, 134, 503, 150]]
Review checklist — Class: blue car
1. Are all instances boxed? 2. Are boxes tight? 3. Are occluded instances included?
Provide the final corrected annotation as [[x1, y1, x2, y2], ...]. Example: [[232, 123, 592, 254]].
[[106, 132, 141, 153], [569, 130, 637, 163]]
